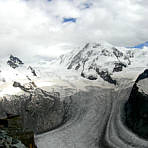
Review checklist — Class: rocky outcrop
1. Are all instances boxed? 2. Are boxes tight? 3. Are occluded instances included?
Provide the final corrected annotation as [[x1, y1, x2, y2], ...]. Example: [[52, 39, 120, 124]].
[[7, 55, 24, 69], [28, 66, 37, 76], [96, 68, 117, 85], [113, 62, 127, 72], [13, 81, 36, 92], [112, 47, 123, 58], [0, 130, 26, 148], [125, 69, 148, 139], [0, 88, 64, 134], [81, 72, 97, 80]]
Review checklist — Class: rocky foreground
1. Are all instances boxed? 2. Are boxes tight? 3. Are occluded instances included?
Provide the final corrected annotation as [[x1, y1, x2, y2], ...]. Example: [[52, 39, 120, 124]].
[[0, 130, 26, 148]]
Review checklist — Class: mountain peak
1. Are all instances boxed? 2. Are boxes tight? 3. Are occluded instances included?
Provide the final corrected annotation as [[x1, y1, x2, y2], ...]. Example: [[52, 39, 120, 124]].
[[58, 41, 133, 84]]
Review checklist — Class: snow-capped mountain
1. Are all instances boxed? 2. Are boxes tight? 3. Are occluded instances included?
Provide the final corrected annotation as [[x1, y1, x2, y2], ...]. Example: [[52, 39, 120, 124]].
[[0, 55, 38, 83], [0, 55, 41, 96], [1, 41, 148, 97], [57, 41, 148, 84], [0, 54, 63, 97]]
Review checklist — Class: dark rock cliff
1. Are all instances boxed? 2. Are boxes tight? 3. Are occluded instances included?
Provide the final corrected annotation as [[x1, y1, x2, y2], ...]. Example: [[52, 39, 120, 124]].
[[125, 69, 148, 139]]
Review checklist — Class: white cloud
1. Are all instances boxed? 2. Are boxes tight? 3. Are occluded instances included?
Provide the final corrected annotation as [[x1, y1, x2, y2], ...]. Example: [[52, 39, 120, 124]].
[[0, 0, 148, 59]]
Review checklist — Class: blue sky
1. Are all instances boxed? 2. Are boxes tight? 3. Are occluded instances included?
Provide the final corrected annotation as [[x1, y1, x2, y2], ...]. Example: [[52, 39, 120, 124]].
[[63, 18, 77, 23], [0, 0, 148, 58], [130, 41, 148, 49]]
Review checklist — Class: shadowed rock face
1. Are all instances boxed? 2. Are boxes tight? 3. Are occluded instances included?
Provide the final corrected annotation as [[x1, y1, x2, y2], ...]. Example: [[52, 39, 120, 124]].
[[0, 88, 64, 134], [125, 69, 148, 139], [113, 62, 127, 72], [96, 68, 117, 85]]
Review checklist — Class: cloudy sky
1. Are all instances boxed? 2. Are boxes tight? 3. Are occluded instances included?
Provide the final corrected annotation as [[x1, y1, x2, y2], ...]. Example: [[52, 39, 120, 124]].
[[0, 0, 148, 58]]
